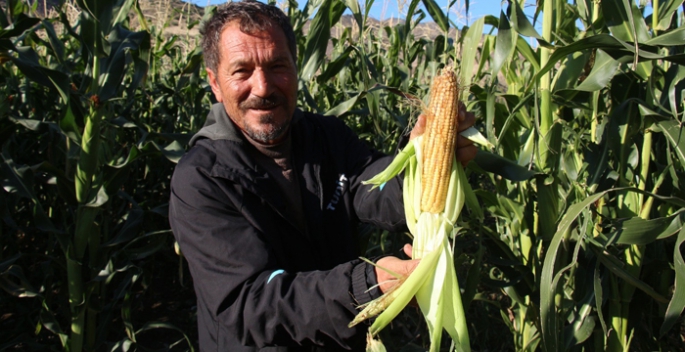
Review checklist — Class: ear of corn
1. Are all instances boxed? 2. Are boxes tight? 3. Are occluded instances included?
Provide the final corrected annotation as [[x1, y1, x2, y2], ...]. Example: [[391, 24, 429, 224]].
[[420, 70, 460, 214], [352, 68, 487, 352]]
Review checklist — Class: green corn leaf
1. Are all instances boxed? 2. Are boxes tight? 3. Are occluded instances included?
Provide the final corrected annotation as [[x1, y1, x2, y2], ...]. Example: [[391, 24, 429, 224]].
[[40, 19, 65, 64], [103, 208, 144, 247], [656, 120, 685, 167], [552, 51, 589, 92], [10, 47, 70, 104], [610, 211, 685, 245], [593, 260, 609, 339], [301, 0, 344, 81], [318, 46, 355, 82], [121, 231, 169, 261], [421, 0, 449, 34], [515, 37, 541, 72], [572, 50, 620, 92], [460, 164, 483, 220], [40, 306, 69, 347], [654, 0, 682, 30], [485, 87, 496, 147], [497, 94, 535, 145], [459, 17, 484, 101], [99, 27, 150, 101], [342, 0, 363, 33], [508, 0, 544, 41], [563, 315, 595, 348], [323, 90, 365, 118], [591, 246, 669, 304], [490, 10, 515, 85], [645, 26, 685, 45], [540, 190, 607, 352], [527, 34, 685, 93], [602, 0, 650, 43], [472, 150, 539, 182], [660, 226, 685, 337], [0, 264, 40, 297], [133, 321, 195, 350], [662, 64, 685, 120], [0, 12, 39, 40], [1, 144, 58, 233]]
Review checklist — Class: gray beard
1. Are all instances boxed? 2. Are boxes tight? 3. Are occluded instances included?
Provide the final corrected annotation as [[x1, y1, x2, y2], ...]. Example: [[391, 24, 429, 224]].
[[243, 113, 290, 144]]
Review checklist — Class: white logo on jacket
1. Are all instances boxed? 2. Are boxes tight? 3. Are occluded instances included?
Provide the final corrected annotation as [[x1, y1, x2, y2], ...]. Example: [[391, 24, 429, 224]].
[[326, 174, 348, 211]]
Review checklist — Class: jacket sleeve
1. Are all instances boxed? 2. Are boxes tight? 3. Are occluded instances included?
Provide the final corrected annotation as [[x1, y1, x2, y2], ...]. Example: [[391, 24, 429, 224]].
[[168, 145, 378, 350], [339, 122, 409, 233]]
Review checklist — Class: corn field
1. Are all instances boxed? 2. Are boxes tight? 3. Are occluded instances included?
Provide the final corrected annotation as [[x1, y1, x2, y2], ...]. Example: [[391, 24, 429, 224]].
[[1, 0, 684, 350]]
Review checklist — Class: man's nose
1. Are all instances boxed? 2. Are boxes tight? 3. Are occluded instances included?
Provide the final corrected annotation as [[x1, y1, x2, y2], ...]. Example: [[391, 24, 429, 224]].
[[250, 68, 273, 98]]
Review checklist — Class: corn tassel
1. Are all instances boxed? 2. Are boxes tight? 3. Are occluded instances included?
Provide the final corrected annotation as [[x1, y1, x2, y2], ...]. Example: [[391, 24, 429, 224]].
[[351, 68, 485, 352]]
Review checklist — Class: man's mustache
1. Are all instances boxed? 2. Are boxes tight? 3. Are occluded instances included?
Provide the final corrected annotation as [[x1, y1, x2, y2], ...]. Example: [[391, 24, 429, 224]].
[[240, 95, 285, 110]]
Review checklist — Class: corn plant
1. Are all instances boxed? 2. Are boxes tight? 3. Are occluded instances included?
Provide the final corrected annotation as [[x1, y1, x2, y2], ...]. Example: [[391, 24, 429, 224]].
[[466, 0, 685, 350], [1, 0, 203, 350], [3, 0, 684, 350], [300, 0, 685, 350]]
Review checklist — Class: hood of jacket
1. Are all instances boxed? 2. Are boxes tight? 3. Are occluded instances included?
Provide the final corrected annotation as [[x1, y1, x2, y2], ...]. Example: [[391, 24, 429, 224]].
[[189, 103, 243, 146]]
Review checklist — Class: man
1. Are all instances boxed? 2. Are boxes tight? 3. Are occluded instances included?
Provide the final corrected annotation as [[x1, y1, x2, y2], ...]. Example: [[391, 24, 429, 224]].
[[168, 1, 477, 351]]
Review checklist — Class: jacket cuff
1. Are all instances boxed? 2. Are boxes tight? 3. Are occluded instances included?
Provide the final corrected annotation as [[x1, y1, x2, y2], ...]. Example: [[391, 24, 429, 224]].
[[351, 260, 382, 308]]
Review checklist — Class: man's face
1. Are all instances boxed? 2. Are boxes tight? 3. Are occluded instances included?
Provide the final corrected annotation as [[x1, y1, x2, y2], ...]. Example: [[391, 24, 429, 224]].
[[207, 20, 298, 144]]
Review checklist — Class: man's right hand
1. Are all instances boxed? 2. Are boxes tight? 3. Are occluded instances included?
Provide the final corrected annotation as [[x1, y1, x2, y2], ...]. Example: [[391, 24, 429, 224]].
[[374, 244, 419, 294]]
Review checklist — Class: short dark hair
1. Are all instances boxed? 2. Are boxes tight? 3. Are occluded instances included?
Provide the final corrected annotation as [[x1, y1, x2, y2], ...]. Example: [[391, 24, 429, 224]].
[[200, 0, 297, 73]]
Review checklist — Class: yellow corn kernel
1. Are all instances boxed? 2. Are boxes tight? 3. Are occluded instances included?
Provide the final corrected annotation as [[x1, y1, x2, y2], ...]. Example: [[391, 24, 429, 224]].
[[420, 68, 460, 214]]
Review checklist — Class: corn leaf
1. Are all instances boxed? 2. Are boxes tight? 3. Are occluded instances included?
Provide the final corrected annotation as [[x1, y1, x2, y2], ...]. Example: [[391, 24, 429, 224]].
[[420, 0, 449, 34], [541, 190, 607, 352], [572, 50, 620, 92], [472, 150, 539, 182], [660, 226, 685, 337], [602, 0, 650, 43], [490, 10, 515, 85], [656, 120, 685, 168], [591, 246, 669, 304], [611, 211, 685, 245], [459, 17, 484, 101]]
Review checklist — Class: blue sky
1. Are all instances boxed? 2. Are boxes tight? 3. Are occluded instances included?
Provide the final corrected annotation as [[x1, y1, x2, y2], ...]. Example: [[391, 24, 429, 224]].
[[186, 0, 539, 27]]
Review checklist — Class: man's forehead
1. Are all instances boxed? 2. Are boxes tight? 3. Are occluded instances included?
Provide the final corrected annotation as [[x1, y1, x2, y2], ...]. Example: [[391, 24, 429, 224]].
[[219, 23, 290, 59]]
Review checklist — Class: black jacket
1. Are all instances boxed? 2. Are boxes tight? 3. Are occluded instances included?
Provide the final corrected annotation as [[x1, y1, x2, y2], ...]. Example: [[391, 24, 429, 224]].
[[169, 104, 407, 351]]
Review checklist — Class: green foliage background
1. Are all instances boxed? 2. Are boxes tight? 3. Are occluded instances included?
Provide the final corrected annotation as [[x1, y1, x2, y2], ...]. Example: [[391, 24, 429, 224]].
[[1, 0, 684, 351]]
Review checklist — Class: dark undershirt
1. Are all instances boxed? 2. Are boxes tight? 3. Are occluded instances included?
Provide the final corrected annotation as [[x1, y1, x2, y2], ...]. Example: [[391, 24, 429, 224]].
[[242, 119, 307, 235]]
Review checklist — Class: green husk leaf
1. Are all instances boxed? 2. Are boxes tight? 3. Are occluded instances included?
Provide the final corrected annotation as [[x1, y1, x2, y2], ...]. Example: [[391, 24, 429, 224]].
[[363, 140, 416, 189]]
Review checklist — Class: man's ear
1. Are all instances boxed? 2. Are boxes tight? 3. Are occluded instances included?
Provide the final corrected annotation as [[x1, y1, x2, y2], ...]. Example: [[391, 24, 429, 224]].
[[206, 68, 223, 103]]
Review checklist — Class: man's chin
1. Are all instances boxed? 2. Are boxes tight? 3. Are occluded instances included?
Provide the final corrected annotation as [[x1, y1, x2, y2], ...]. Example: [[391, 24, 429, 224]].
[[244, 123, 290, 145]]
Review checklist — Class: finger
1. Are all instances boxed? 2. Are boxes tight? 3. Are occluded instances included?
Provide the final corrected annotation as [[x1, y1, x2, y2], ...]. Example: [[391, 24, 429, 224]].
[[456, 144, 478, 167], [405, 259, 420, 276], [409, 114, 427, 141], [402, 243, 413, 259], [456, 133, 475, 148], [458, 109, 475, 132]]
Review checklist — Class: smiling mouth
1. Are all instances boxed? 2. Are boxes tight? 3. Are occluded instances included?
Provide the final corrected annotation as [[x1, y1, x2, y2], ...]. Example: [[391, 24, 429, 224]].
[[241, 96, 283, 110]]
